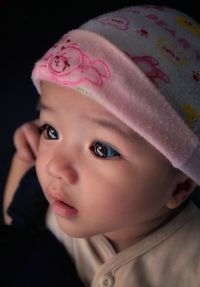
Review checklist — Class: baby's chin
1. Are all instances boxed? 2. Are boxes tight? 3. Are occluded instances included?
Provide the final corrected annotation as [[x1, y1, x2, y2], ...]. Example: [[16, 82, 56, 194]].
[[54, 213, 102, 239]]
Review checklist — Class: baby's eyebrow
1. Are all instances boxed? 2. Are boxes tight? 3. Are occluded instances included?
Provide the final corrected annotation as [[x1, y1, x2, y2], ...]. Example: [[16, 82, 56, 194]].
[[36, 99, 143, 142], [88, 117, 142, 142], [36, 99, 55, 112]]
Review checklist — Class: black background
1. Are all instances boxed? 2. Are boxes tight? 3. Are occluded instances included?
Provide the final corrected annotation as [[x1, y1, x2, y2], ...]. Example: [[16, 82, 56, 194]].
[[0, 0, 200, 223]]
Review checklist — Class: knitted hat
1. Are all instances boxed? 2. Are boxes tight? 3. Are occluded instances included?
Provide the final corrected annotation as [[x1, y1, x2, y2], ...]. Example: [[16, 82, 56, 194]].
[[32, 5, 200, 185]]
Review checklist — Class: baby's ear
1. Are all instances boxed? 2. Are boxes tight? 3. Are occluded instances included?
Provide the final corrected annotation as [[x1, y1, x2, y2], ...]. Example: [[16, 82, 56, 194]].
[[167, 173, 196, 209]]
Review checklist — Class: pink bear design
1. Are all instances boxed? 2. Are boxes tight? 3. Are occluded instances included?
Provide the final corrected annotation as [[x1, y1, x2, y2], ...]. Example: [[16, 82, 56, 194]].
[[131, 56, 170, 86], [43, 36, 110, 87]]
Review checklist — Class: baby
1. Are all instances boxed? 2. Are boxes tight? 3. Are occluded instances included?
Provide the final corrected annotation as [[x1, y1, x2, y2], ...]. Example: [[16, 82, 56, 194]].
[[4, 4, 200, 286]]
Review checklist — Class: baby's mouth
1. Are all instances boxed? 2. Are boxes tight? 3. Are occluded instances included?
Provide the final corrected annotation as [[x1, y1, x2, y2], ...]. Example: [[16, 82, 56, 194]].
[[51, 198, 78, 217], [47, 190, 78, 217]]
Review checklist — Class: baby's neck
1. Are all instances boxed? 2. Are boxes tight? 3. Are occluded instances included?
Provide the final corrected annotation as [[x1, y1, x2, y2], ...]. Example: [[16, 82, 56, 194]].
[[105, 205, 186, 252]]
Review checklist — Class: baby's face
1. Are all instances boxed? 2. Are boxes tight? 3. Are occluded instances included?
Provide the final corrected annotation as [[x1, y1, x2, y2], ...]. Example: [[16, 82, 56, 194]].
[[36, 81, 179, 248]]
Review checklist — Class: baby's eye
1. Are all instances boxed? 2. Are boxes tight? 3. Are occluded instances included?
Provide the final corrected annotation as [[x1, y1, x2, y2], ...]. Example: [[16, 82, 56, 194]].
[[90, 141, 121, 159], [39, 124, 59, 140]]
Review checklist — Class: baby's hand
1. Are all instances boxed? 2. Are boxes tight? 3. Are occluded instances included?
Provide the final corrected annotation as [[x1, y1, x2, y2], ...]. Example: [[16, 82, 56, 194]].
[[14, 119, 40, 166], [3, 120, 41, 224]]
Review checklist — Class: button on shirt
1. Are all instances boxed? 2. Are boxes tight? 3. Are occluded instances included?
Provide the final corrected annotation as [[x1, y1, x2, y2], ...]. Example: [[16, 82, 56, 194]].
[[99, 275, 114, 287]]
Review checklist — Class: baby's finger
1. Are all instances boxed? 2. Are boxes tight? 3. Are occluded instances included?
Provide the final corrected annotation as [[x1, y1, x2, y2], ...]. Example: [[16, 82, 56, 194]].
[[23, 123, 40, 158], [15, 139, 36, 163], [13, 124, 36, 162]]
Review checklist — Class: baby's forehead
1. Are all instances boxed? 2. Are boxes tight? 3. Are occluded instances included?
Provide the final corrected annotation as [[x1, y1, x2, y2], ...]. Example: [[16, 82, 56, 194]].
[[38, 81, 144, 144]]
